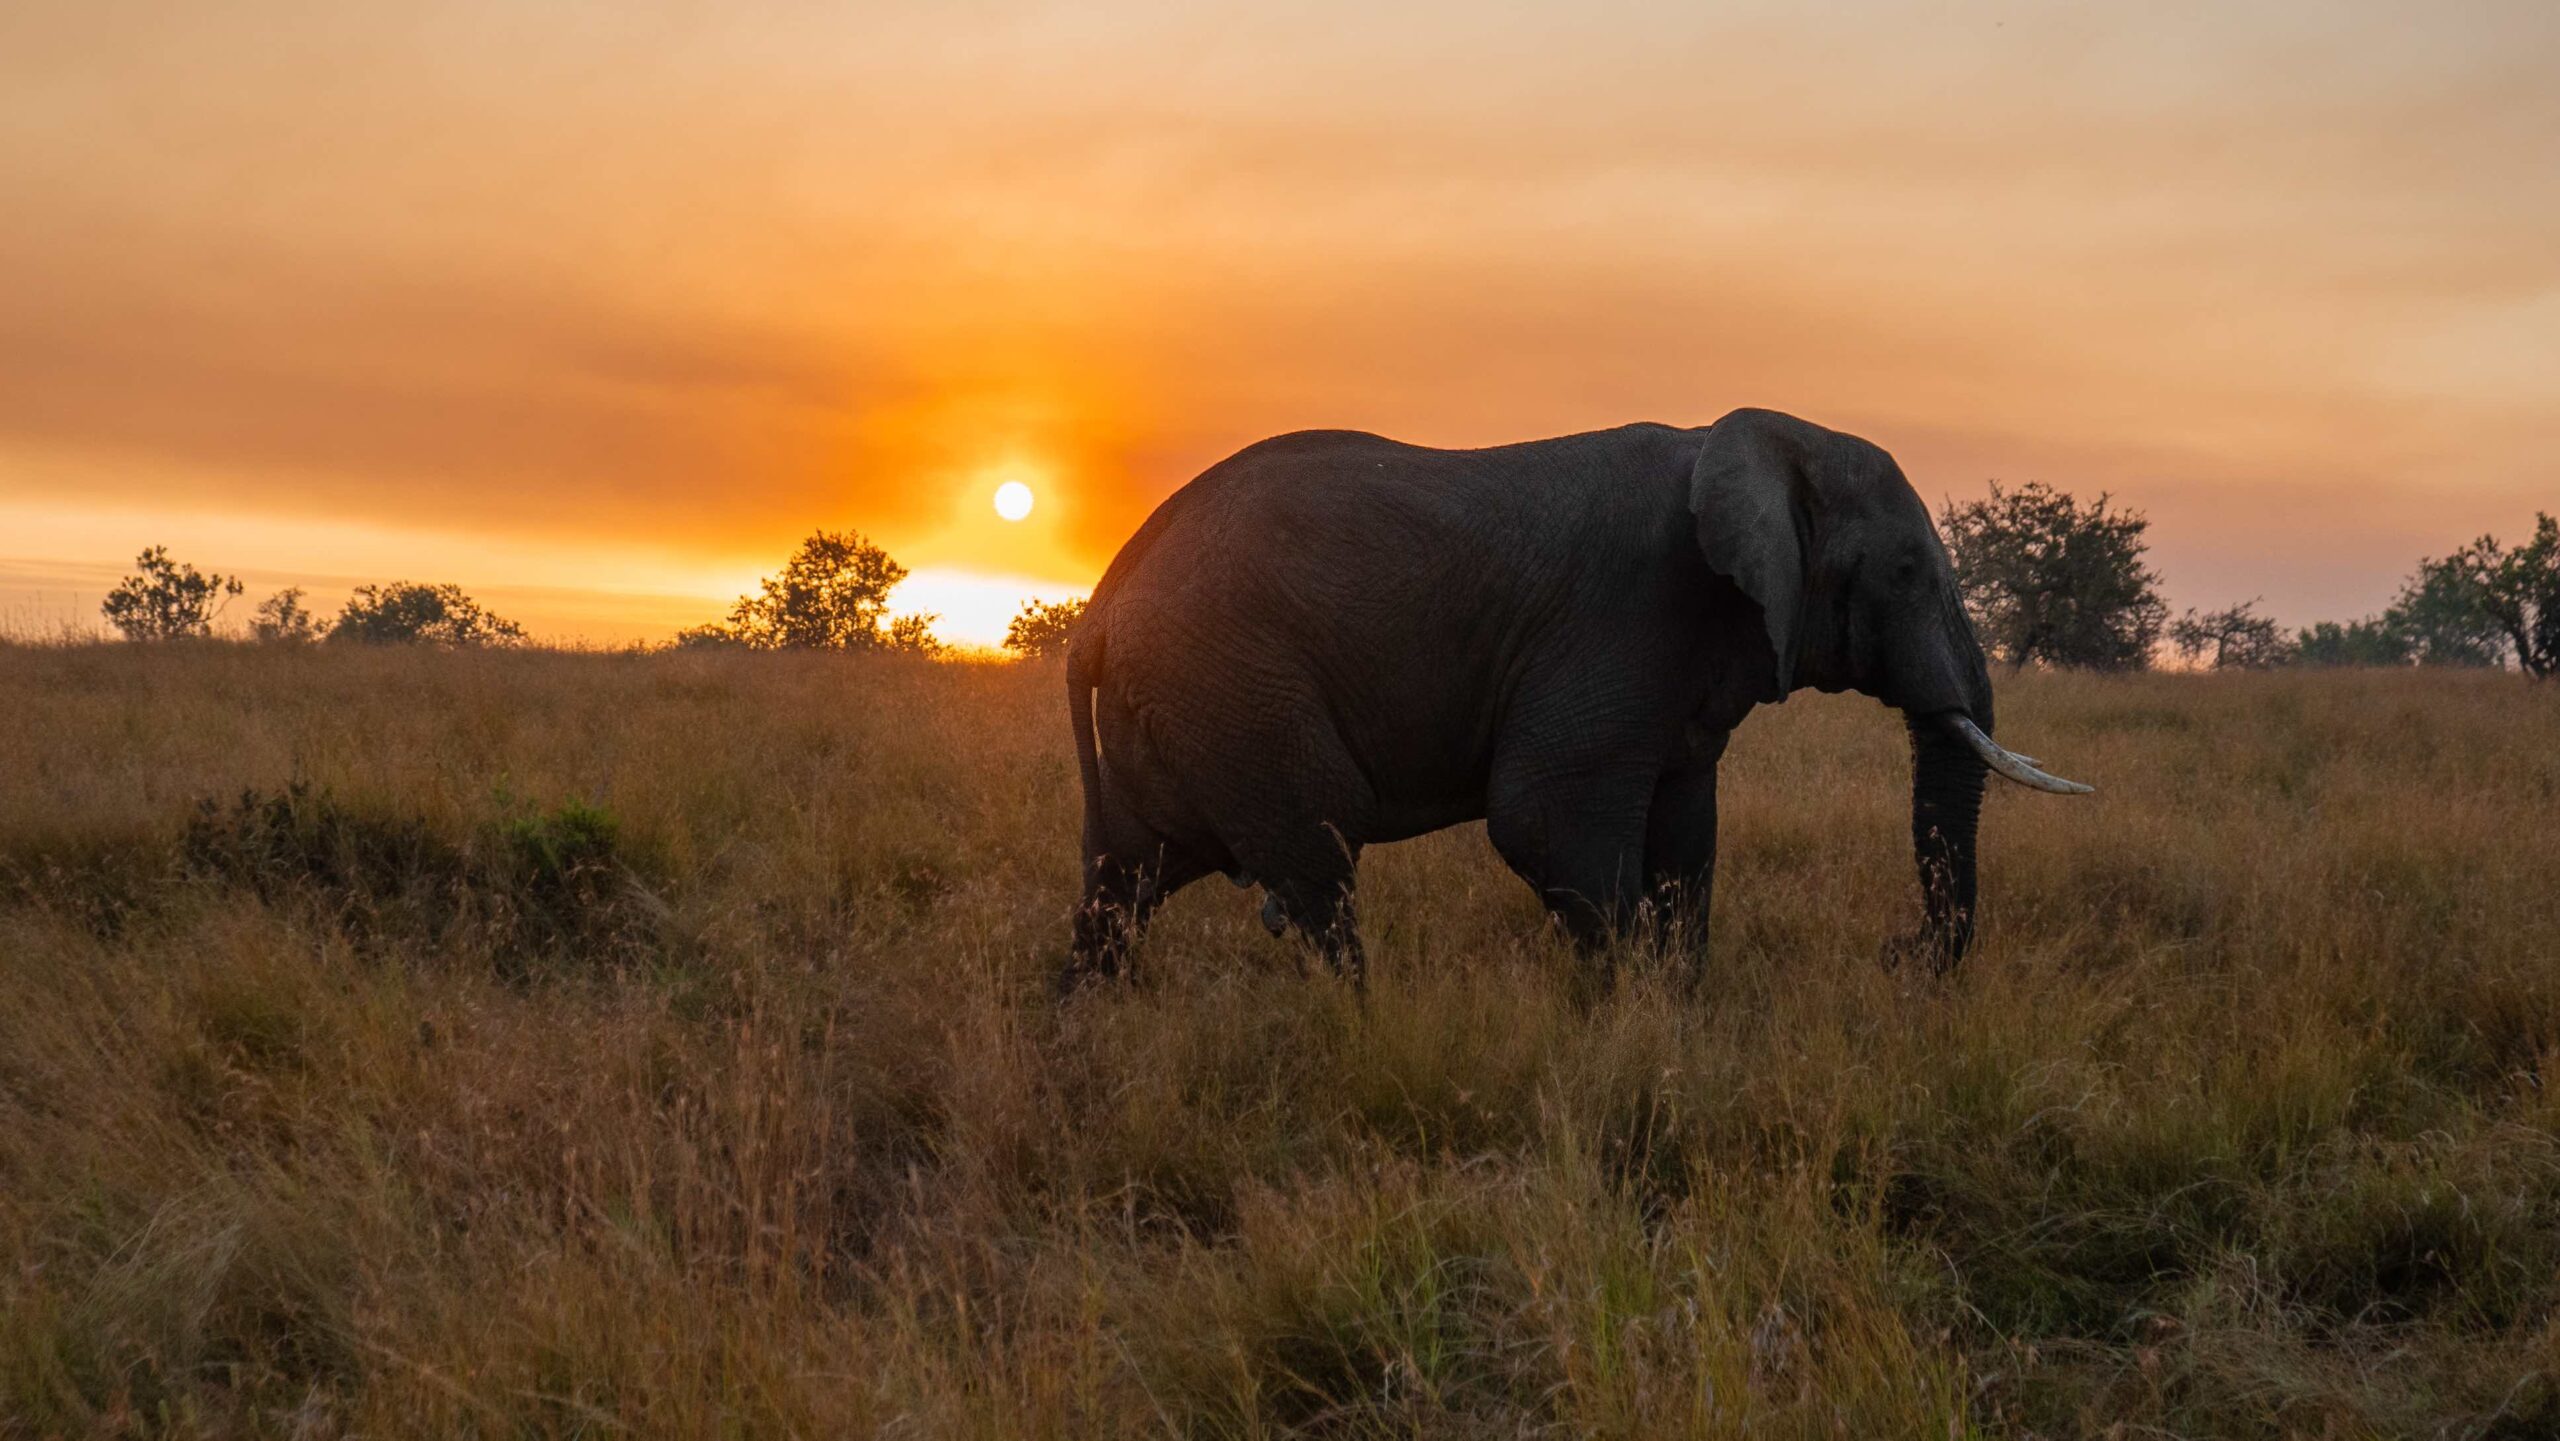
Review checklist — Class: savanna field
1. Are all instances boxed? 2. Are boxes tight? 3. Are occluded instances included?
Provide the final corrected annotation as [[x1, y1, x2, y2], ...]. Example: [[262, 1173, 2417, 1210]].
[[5, 644, 2558, 1439]]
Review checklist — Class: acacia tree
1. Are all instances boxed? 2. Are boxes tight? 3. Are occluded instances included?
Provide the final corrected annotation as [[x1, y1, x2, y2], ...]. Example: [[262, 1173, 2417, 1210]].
[[2171, 599, 2295, 669], [1938, 481, 2167, 670], [329, 583, 525, 647], [101, 547, 243, 641], [1002, 598, 1087, 659], [687, 529, 941, 654]]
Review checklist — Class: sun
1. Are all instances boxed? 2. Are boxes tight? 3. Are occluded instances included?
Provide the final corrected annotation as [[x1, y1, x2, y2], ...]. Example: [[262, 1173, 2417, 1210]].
[[993, 480, 1035, 522]]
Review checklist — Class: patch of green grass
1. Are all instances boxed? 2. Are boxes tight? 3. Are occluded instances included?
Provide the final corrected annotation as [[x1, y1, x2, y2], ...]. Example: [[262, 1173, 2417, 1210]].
[[178, 781, 666, 976]]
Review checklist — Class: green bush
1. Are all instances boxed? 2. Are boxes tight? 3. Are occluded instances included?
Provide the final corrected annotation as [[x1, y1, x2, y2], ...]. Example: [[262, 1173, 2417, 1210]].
[[180, 784, 659, 975]]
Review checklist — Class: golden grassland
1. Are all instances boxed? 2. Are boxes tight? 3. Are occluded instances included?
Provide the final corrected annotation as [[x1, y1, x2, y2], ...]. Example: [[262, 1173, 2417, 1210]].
[[3, 643, 2557, 1438]]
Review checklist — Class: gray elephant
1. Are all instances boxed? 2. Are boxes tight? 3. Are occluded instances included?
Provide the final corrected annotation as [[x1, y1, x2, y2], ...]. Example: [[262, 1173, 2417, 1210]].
[[1062, 407, 2087, 990]]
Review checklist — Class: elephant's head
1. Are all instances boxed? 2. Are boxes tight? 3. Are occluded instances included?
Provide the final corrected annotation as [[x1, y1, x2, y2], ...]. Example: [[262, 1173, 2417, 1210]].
[[1690, 407, 2090, 970]]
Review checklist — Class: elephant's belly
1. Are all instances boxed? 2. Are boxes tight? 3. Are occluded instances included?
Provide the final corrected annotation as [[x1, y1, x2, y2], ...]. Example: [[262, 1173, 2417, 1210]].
[[1330, 706, 1497, 845], [1363, 793, 1489, 845]]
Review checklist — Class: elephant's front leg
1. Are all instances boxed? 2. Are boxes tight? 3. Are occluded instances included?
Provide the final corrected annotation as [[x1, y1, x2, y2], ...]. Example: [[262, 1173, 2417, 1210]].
[[1643, 759, 1720, 989], [1643, 726, 1729, 985]]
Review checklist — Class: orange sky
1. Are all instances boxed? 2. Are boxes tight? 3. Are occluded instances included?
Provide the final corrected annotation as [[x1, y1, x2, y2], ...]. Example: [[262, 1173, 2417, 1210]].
[[3, 1, 2555, 646]]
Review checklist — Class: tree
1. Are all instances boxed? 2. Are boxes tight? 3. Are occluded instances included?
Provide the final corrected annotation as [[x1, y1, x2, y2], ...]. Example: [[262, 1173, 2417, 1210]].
[[100, 547, 243, 641], [672, 622, 744, 650], [2292, 617, 2410, 667], [2457, 513, 2560, 680], [1939, 481, 2167, 670], [250, 587, 321, 644], [883, 612, 946, 658], [2171, 599, 2295, 669], [690, 529, 940, 652], [329, 582, 526, 647], [2387, 550, 2507, 668], [1002, 597, 1087, 658]]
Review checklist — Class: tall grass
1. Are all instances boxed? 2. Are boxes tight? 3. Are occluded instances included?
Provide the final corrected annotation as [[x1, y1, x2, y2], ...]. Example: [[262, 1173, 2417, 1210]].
[[2, 643, 2555, 1436]]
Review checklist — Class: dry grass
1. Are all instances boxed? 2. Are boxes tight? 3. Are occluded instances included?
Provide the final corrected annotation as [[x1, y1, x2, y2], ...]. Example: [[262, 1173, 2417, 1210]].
[[2, 642, 2556, 1438]]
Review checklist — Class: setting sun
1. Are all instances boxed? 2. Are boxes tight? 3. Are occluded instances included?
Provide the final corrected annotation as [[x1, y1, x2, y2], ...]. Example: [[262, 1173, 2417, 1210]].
[[993, 481, 1035, 523]]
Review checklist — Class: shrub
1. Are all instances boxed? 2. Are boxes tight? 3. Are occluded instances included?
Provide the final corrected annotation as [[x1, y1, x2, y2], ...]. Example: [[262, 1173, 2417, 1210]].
[[179, 784, 656, 974], [1001, 597, 1086, 659], [249, 588, 322, 644], [100, 547, 243, 641], [328, 583, 525, 647], [2293, 617, 2410, 667], [882, 612, 945, 658]]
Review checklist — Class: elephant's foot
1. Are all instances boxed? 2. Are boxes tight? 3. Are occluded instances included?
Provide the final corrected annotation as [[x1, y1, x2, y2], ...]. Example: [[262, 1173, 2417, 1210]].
[[1879, 925, 1964, 977], [1061, 904, 1133, 996], [1256, 887, 1363, 990]]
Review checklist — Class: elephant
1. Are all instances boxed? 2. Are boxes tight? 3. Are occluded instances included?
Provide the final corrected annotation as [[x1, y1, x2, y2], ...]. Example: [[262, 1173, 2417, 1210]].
[[1061, 407, 2089, 991]]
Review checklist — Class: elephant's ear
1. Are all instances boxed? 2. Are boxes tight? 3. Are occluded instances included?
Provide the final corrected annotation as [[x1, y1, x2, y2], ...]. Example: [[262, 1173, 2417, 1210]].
[[1689, 408, 1814, 696]]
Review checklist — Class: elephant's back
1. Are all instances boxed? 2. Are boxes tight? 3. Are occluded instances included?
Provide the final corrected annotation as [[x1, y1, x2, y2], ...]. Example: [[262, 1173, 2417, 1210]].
[[1091, 431, 1480, 660], [1086, 430, 1412, 605], [1085, 420, 1699, 707], [1092, 423, 1695, 615]]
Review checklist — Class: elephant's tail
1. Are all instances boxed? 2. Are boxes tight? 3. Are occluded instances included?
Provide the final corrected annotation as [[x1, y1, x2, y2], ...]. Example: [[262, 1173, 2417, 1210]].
[[1066, 616, 1106, 867]]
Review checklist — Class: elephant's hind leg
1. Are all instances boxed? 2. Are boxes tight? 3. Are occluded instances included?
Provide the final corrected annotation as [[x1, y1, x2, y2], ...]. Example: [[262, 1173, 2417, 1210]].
[[1247, 837, 1366, 987], [1068, 842, 1216, 993], [1066, 784, 1218, 993], [1212, 710, 1376, 987]]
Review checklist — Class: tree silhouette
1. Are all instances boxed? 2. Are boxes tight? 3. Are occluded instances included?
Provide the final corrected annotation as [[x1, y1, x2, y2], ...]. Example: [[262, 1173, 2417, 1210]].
[[2292, 618, 2409, 667], [101, 547, 243, 641], [1002, 598, 1087, 658], [688, 530, 941, 653], [250, 587, 322, 644], [2266, 524, 2556, 672], [1939, 482, 2166, 670], [2385, 550, 2507, 668], [2455, 513, 2560, 679], [2171, 599, 2294, 669], [329, 583, 525, 647]]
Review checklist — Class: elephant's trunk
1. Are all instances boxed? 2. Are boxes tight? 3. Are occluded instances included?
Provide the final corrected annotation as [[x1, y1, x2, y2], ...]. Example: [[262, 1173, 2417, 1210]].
[[1905, 713, 1988, 970]]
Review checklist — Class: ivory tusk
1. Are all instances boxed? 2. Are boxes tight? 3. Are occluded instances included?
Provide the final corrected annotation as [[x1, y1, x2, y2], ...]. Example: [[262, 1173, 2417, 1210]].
[[1940, 714, 2094, 795]]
